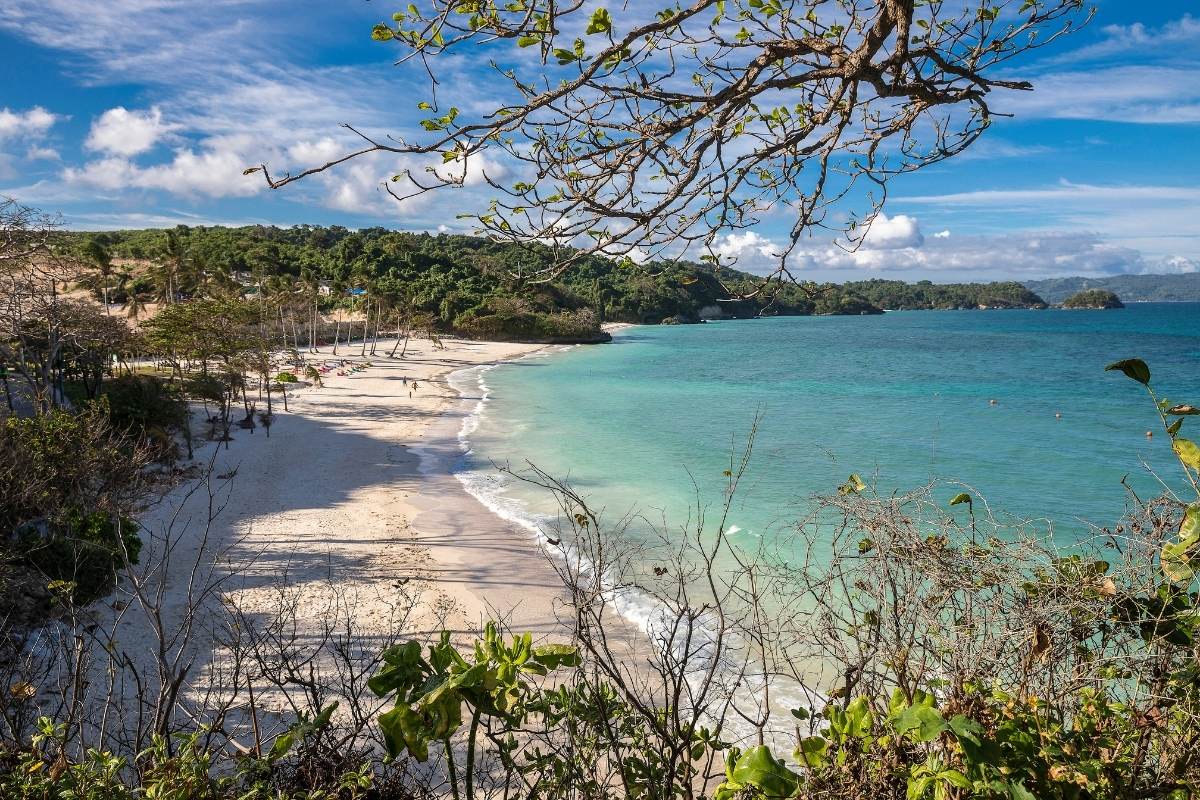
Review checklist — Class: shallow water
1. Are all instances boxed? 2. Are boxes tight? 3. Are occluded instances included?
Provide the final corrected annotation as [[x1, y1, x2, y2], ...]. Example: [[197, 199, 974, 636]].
[[455, 304, 1200, 549]]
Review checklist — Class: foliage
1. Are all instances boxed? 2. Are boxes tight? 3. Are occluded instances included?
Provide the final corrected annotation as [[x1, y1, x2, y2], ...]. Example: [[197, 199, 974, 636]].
[[1062, 288, 1124, 309], [708, 358, 1200, 800], [260, 0, 1090, 290], [370, 622, 579, 798], [833, 279, 1047, 311], [0, 406, 148, 607], [99, 374, 190, 462], [1025, 273, 1200, 304], [67, 226, 1056, 335]]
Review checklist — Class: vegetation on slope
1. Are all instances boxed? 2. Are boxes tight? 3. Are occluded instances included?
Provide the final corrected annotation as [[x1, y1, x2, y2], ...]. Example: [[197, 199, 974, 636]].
[[1062, 288, 1124, 309], [4, 360, 1200, 799], [835, 279, 1047, 310], [67, 226, 1052, 334], [1025, 273, 1200, 303]]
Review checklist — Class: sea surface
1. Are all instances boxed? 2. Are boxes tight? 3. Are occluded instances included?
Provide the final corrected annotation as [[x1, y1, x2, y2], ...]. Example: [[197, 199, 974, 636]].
[[452, 303, 1200, 553]]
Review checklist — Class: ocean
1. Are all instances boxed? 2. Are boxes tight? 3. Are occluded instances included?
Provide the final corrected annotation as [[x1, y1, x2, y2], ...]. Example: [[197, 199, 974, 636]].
[[452, 303, 1200, 553]]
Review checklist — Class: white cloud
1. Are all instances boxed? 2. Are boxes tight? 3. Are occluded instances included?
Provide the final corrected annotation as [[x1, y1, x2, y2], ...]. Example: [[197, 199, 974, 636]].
[[899, 181, 1200, 207], [1000, 66, 1200, 124], [856, 212, 923, 250], [955, 139, 1053, 161], [1158, 256, 1199, 275], [85, 107, 173, 156], [710, 231, 777, 268], [1049, 14, 1200, 65], [932, 230, 951, 239], [432, 151, 509, 187], [287, 137, 345, 166], [791, 230, 1151, 279], [64, 134, 263, 198], [0, 106, 58, 140], [26, 145, 60, 161], [0, 106, 62, 179]]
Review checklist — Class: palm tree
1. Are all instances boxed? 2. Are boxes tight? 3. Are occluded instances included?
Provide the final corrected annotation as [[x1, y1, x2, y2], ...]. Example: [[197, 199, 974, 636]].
[[298, 269, 321, 353], [150, 229, 188, 305], [115, 269, 152, 322], [82, 237, 115, 314], [124, 289, 149, 321]]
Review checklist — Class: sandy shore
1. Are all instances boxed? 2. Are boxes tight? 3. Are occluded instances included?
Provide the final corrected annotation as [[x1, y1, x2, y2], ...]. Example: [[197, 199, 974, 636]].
[[116, 335, 575, 700]]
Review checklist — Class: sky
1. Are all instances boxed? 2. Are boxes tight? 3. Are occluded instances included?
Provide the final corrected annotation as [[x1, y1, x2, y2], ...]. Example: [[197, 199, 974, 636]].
[[0, 1, 1197, 282]]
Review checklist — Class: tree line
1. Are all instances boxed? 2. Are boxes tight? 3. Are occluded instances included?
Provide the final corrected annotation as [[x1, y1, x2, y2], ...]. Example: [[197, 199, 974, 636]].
[[69, 225, 1052, 338]]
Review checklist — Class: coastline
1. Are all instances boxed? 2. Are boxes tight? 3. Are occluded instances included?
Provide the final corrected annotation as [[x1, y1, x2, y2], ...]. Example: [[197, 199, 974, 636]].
[[120, 335, 573, 708]]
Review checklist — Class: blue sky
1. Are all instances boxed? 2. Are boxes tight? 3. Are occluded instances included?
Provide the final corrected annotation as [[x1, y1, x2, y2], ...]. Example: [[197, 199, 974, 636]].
[[0, 1, 1197, 281]]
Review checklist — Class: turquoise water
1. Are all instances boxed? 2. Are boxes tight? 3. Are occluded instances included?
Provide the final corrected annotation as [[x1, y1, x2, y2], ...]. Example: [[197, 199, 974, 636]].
[[455, 303, 1200, 547]]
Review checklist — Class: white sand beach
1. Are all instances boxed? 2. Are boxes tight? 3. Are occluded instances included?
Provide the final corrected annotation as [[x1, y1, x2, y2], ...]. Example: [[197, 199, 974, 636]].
[[119, 335, 574, 705]]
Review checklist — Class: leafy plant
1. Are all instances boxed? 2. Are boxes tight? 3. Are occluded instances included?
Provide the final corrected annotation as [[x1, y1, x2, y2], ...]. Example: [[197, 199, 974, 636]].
[[369, 622, 579, 799]]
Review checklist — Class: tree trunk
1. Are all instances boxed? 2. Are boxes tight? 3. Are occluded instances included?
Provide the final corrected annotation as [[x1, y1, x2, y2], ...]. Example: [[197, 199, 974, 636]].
[[360, 297, 369, 357], [1, 370, 12, 412], [389, 313, 404, 357]]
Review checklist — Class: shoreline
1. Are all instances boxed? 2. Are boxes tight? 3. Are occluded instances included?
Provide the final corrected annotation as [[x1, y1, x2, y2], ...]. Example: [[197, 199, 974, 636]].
[[119, 335, 574, 707]]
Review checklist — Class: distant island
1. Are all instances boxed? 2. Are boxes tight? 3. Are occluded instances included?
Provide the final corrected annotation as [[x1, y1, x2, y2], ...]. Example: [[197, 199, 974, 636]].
[[1024, 273, 1200, 303], [1061, 288, 1124, 309]]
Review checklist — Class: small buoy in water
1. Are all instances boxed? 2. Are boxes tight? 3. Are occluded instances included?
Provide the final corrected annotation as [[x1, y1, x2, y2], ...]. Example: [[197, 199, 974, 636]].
[[989, 399, 998, 405], [1055, 412, 1062, 419], [1146, 430, 1154, 438]]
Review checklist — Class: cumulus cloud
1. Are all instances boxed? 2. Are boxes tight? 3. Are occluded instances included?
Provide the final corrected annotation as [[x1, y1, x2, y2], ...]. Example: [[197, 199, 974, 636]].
[[0, 106, 58, 140], [714, 231, 779, 263], [64, 134, 263, 198], [0, 106, 61, 179], [1158, 256, 1199, 275], [792, 230, 1150, 278], [432, 151, 509, 187], [85, 107, 173, 156], [856, 212, 924, 250]]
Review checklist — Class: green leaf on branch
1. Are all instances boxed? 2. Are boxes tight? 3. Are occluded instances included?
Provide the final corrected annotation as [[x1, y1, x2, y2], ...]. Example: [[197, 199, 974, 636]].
[[371, 24, 395, 41], [793, 735, 828, 768], [586, 7, 612, 34], [1173, 438, 1200, 469], [728, 746, 800, 797], [839, 473, 866, 495], [1105, 358, 1151, 386], [949, 492, 973, 508], [1162, 504, 1200, 583], [892, 704, 948, 743]]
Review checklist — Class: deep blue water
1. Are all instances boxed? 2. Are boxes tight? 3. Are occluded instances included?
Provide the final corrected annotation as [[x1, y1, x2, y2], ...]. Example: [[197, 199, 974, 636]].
[[455, 303, 1200, 544]]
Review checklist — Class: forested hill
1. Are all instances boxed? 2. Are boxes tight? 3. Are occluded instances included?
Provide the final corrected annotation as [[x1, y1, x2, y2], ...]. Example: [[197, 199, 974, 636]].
[[69, 226, 1049, 338], [1024, 274, 1200, 304]]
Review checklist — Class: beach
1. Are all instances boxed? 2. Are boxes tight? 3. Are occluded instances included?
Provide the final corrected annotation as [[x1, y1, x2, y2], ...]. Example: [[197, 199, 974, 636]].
[[115, 334, 575, 715]]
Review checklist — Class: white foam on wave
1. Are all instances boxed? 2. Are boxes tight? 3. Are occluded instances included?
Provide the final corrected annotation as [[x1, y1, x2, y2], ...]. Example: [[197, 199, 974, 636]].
[[437, 351, 817, 749], [441, 350, 671, 643]]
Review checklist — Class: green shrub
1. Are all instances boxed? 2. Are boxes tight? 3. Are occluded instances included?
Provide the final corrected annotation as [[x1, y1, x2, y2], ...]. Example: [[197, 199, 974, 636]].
[[99, 373, 189, 461], [455, 306, 604, 341]]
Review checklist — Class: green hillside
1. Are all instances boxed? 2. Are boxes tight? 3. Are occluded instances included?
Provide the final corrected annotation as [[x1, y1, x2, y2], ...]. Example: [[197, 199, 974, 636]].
[[1024, 273, 1200, 303]]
